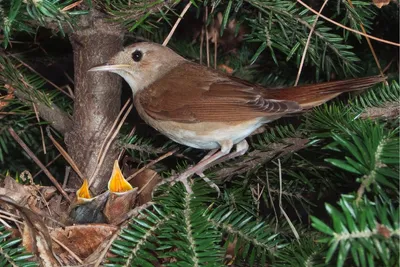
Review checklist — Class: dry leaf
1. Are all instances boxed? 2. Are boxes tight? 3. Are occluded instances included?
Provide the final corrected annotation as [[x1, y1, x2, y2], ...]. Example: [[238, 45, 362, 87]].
[[51, 224, 117, 264], [0, 195, 60, 266], [0, 176, 33, 205], [129, 169, 161, 205]]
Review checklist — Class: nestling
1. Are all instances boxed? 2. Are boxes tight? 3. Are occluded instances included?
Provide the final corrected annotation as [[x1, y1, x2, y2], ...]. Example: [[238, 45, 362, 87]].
[[89, 42, 384, 193]]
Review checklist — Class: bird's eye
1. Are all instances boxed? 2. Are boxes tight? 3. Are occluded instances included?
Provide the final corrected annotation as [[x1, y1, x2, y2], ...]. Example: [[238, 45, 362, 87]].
[[132, 50, 143, 62]]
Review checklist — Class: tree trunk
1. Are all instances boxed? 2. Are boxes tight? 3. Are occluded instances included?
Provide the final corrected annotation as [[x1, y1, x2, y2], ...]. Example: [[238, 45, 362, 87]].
[[66, 11, 124, 193]]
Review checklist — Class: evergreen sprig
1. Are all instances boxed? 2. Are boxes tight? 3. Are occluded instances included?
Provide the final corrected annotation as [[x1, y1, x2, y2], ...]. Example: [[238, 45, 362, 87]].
[[0, 225, 37, 266], [245, 0, 361, 79], [1, 0, 87, 47], [311, 195, 399, 267]]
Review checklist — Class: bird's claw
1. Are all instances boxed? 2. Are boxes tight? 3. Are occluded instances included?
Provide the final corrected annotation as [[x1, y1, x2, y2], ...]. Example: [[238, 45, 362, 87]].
[[197, 172, 220, 197]]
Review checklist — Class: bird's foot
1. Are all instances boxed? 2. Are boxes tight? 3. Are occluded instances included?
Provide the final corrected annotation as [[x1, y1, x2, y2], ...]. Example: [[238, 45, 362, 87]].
[[175, 173, 194, 194], [196, 172, 220, 197]]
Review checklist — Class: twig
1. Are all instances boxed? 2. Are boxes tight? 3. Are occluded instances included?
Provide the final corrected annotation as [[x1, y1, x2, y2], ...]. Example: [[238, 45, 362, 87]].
[[8, 127, 71, 203], [126, 149, 176, 182], [33, 153, 61, 179], [137, 172, 159, 195], [294, 0, 328, 86], [0, 218, 13, 228], [47, 127, 85, 182], [97, 99, 131, 163], [278, 159, 300, 240], [266, 171, 279, 233], [205, 7, 210, 67], [214, 31, 217, 69], [214, 138, 309, 180], [32, 103, 47, 154], [51, 236, 83, 264], [118, 126, 136, 161], [347, 0, 385, 79], [63, 166, 71, 188], [61, 0, 83, 11], [296, 0, 400, 47], [9, 54, 73, 98], [90, 103, 133, 184], [122, 143, 165, 154], [14, 90, 73, 135], [162, 1, 192, 46]]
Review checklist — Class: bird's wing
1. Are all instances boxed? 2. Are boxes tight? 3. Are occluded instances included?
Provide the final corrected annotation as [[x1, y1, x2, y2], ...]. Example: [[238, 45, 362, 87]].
[[137, 62, 300, 123]]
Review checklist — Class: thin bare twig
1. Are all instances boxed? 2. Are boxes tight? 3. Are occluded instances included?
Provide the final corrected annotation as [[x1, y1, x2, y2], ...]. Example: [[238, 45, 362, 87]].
[[126, 149, 176, 182], [266, 172, 279, 233], [8, 127, 71, 203], [9, 54, 74, 98], [47, 127, 85, 182], [33, 153, 61, 179], [205, 7, 210, 67], [137, 172, 159, 195], [63, 166, 71, 188], [118, 126, 136, 161], [347, 0, 385, 79], [32, 103, 47, 154], [294, 0, 328, 86], [296, 0, 400, 47], [90, 103, 133, 184], [162, 1, 192, 46], [278, 159, 300, 240], [97, 99, 131, 163], [51, 236, 83, 264]]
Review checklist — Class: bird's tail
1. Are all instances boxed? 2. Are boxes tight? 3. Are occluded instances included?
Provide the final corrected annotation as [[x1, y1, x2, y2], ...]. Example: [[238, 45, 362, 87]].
[[265, 76, 386, 109]]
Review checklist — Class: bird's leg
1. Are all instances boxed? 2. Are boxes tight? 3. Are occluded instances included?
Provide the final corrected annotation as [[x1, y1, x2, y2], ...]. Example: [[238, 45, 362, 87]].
[[214, 140, 249, 164], [196, 140, 249, 175], [192, 140, 249, 196], [197, 149, 219, 164], [173, 141, 233, 193]]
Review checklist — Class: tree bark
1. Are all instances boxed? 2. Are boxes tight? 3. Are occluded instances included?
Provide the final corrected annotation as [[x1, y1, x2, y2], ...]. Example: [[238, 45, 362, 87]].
[[65, 11, 124, 193]]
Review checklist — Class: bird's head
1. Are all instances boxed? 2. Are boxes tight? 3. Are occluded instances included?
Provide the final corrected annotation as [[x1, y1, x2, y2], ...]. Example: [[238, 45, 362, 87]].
[[89, 42, 186, 94]]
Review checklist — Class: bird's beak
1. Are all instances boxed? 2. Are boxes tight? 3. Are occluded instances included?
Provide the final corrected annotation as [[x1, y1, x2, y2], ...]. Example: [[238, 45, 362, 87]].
[[76, 179, 92, 200], [88, 64, 131, 72], [108, 160, 133, 193]]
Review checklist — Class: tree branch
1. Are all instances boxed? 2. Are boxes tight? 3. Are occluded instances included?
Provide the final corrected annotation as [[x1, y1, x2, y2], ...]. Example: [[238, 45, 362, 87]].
[[213, 138, 309, 181], [14, 90, 72, 135]]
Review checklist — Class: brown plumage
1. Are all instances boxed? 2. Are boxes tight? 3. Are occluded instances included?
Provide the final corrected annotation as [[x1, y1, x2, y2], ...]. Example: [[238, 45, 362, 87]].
[[89, 42, 385, 193]]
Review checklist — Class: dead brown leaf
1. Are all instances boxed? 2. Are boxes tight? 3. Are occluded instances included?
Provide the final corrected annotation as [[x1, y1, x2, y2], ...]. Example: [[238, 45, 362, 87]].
[[129, 168, 161, 205], [50, 224, 118, 264]]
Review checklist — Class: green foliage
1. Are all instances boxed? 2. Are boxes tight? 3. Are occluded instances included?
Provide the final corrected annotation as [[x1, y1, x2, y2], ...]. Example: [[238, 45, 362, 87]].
[[351, 80, 400, 110], [275, 237, 326, 267], [0, 55, 62, 169], [245, 0, 361, 79], [0, 0, 87, 47], [311, 195, 399, 267], [0, 224, 38, 266], [106, 182, 224, 266], [104, 0, 179, 32], [208, 206, 283, 266]]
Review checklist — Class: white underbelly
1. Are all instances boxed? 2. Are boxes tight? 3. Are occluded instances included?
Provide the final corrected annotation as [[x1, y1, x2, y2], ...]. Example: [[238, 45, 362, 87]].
[[150, 118, 267, 150]]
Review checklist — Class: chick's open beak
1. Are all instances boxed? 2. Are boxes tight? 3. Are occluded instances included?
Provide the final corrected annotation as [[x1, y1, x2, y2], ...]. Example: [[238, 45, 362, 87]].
[[88, 64, 131, 72], [76, 179, 91, 200], [108, 160, 133, 193]]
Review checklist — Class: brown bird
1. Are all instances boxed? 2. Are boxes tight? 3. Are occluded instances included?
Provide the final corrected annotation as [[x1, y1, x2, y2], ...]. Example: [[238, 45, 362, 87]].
[[89, 42, 384, 193]]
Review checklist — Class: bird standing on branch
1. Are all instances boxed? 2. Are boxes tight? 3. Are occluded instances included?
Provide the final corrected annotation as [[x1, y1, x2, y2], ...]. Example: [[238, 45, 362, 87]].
[[89, 42, 385, 193]]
